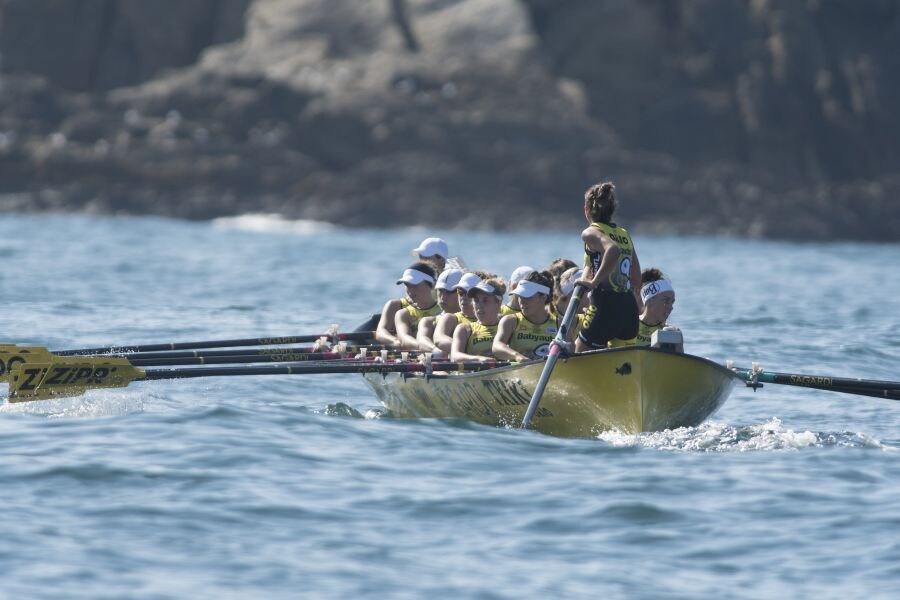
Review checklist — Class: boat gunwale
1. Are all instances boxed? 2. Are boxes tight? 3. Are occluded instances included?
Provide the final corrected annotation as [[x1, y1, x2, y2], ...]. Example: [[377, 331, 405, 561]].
[[383, 346, 741, 383]]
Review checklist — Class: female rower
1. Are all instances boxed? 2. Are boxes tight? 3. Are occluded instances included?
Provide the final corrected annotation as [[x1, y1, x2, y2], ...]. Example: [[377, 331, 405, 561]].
[[415, 268, 463, 352], [553, 266, 589, 341], [411, 237, 449, 273], [375, 262, 438, 347], [493, 270, 557, 362], [547, 257, 578, 282], [575, 182, 642, 352], [432, 271, 489, 355], [501, 266, 534, 316], [394, 263, 444, 350], [635, 268, 682, 352], [450, 277, 507, 363]]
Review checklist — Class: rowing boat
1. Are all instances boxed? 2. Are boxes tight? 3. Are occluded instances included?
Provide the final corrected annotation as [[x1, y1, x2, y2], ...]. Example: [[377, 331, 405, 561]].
[[363, 347, 739, 437]]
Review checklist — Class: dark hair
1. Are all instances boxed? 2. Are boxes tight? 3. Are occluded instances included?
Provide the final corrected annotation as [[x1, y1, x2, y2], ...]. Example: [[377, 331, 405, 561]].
[[408, 261, 437, 285], [547, 258, 577, 280], [524, 270, 554, 304], [641, 268, 665, 284], [584, 182, 617, 224]]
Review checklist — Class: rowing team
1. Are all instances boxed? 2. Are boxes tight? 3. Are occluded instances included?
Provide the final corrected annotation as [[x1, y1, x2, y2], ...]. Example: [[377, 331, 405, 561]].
[[374, 236, 681, 364]]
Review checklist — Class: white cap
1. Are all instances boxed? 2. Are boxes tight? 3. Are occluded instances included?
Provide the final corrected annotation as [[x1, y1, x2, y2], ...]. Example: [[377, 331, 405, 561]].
[[509, 266, 535, 289], [469, 281, 502, 299], [559, 269, 584, 296], [454, 272, 482, 292], [396, 267, 435, 286], [435, 268, 464, 291], [411, 237, 449, 259], [512, 280, 550, 298]]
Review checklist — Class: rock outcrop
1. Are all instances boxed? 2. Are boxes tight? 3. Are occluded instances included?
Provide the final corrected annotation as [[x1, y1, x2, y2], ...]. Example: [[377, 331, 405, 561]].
[[1, 0, 898, 240]]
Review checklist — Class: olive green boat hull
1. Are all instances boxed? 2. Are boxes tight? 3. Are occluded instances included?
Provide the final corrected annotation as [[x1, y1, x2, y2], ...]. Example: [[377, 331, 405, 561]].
[[363, 347, 738, 437]]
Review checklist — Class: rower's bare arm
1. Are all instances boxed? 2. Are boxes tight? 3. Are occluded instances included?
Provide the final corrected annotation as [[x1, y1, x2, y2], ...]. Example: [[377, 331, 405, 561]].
[[394, 310, 420, 351], [375, 299, 402, 346], [415, 316, 438, 352], [450, 324, 486, 363], [492, 315, 527, 362], [433, 313, 458, 354], [630, 248, 643, 311]]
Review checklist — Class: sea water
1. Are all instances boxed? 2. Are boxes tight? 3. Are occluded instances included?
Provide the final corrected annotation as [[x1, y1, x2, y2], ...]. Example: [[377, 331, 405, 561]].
[[0, 214, 897, 599]]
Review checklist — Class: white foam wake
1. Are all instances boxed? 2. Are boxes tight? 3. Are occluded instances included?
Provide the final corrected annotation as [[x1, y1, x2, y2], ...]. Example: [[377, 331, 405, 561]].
[[211, 213, 337, 235], [598, 418, 888, 452]]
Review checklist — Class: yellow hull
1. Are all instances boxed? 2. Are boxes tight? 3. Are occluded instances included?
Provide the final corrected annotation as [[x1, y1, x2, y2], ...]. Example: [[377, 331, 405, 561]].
[[363, 347, 738, 437]]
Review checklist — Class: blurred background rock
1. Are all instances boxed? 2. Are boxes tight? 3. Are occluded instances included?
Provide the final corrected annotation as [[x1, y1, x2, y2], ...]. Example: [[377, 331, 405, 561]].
[[1, 0, 897, 240]]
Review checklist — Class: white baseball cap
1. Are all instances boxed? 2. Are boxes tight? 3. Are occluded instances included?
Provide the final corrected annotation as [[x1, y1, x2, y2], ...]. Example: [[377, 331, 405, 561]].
[[435, 268, 464, 291], [512, 280, 551, 298], [453, 272, 482, 292], [396, 267, 435, 286], [411, 237, 449, 259], [559, 269, 584, 296], [509, 266, 535, 289], [468, 281, 503, 299]]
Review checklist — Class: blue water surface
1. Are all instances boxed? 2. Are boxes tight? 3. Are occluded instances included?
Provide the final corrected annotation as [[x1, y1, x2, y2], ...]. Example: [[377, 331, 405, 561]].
[[0, 214, 897, 599]]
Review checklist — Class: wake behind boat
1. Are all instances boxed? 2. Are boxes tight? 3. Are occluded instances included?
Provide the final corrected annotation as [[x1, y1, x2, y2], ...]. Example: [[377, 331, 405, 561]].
[[364, 346, 739, 437]]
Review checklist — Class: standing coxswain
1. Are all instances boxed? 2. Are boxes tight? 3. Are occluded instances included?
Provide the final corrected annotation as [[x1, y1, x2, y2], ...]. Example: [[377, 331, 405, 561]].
[[575, 182, 642, 352]]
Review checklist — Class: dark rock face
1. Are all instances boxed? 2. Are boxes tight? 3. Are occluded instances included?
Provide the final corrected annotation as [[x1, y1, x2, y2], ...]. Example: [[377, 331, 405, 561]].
[[0, 0, 251, 90], [1, 0, 898, 240]]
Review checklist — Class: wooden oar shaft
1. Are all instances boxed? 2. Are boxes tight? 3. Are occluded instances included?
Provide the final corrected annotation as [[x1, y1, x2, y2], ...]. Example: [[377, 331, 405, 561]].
[[102, 344, 391, 360], [54, 332, 375, 356], [139, 360, 506, 381], [521, 284, 586, 429], [128, 352, 348, 367], [733, 367, 900, 400]]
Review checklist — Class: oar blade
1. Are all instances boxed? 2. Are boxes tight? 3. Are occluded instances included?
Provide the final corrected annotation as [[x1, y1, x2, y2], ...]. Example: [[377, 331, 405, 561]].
[[0, 346, 54, 383], [7, 357, 145, 403]]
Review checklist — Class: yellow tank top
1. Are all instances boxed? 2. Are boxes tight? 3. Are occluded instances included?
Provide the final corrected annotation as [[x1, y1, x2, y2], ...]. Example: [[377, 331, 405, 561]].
[[403, 302, 442, 333], [509, 313, 557, 358], [583, 221, 635, 292], [500, 304, 519, 316], [465, 322, 498, 357], [608, 321, 664, 348], [635, 321, 665, 346], [554, 310, 586, 341], [454, 311, 475, 326]]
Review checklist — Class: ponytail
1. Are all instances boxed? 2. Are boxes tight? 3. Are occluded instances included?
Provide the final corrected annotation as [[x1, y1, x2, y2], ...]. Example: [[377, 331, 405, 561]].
[[584, 182, 617, 224]]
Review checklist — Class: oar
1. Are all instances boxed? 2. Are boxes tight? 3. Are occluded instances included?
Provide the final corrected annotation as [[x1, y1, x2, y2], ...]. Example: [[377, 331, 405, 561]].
[[101, 344, 392, 360], [520, 283, 587, 429], [0, 344, 406, 382], [54, 331, 375, 355], [126, 349, 424, 367], [732, 364, 900, 400], [7, 357, 509, 402]]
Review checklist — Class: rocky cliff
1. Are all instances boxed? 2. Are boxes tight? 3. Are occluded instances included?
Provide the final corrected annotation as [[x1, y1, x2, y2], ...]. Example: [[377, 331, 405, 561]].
[[1, 0, 898, 240]]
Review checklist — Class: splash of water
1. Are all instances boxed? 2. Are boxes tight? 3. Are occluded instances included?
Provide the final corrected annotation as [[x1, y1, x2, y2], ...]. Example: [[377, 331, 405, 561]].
[[598, 418, 888, 452]]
